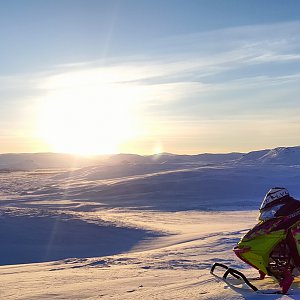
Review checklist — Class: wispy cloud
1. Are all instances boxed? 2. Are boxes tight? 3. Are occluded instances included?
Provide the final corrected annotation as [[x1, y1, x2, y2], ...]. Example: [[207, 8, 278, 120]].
[[1, 21, 300, 153]]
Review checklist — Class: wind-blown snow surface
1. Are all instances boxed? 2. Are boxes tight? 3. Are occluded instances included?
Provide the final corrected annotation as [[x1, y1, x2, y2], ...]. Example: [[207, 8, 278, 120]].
[[1, 146, 300, 299]]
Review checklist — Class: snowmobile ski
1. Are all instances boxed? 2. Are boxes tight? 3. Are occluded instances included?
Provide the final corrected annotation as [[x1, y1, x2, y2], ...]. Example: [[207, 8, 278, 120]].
[[210, 263, 286, 294], [210, 263, 258, 292]]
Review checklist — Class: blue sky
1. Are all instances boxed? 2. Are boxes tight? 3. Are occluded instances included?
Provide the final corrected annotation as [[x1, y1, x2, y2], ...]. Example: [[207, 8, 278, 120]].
[[1, 0, 300, 154]]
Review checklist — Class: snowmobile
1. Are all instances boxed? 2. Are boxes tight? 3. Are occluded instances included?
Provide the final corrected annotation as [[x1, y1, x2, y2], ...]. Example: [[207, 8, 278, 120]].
[[211, 187, 300, 294]]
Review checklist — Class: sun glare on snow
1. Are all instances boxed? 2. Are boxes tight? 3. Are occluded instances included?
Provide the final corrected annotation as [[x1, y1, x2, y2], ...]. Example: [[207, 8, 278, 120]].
[[37, 70, 141, 155]]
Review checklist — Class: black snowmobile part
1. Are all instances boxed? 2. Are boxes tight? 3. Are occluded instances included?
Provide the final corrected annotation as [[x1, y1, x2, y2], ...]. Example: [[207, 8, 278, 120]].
[[210, 263, 258, 292], [210, 263, 240, 279], [223, 268, 258, 292], [210, 263, 285, 294]]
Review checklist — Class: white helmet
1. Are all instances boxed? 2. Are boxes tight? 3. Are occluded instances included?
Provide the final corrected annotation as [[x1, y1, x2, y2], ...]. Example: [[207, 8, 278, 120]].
[[260, 187, 290, 210]]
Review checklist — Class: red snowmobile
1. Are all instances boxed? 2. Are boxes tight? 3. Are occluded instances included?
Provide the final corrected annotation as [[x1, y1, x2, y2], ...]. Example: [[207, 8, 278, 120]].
[[211, 187, 300, 294]]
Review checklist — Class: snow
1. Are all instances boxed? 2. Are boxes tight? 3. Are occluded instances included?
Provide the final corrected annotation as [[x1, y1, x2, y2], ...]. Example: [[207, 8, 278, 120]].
[[1, 210, 259, 299], [0, 152, 243, 171], [238, 146, 300, 165], [1, 146, 300, 299]]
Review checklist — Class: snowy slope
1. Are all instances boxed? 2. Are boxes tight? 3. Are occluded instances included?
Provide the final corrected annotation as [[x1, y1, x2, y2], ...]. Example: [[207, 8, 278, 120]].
[[0, 151, 244, 171], [259, 146, 300, 165], [1, 146, 300, 171], [1, 146, 300, 299], [237, 149, 270, 163], [238, 146, 300, 165], [1, 210, 300, 299], [0, 153, 105, 170], [19, 163, 299, 211]]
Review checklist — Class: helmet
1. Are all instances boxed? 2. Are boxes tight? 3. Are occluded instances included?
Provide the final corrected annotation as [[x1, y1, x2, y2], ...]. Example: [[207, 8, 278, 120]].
[[260, 187, 290, 211]]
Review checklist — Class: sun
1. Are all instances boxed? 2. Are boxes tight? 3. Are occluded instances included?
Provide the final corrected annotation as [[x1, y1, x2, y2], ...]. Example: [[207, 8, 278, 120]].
[[37, 75, 139, 155]]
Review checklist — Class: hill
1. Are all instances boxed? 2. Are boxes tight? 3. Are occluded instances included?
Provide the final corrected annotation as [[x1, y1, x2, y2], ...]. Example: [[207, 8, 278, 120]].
[[238, 146, 300, 165]]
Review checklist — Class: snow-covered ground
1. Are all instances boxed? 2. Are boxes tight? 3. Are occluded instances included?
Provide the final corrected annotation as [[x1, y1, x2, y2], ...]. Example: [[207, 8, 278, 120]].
[[1, 146, 300, 299], [2, 209, 300, 299]]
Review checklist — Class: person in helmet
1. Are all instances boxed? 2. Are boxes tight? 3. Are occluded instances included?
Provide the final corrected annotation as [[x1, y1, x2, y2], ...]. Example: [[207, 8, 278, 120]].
[[233, 188, 300, 293], [256, 188, 300, 293], [259, 187, 300, 222]]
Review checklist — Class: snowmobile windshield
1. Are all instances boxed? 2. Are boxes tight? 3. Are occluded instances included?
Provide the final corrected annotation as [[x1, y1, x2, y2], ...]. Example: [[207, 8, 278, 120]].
[[260, 188, 289, 210], [259, 203, 284, 221]]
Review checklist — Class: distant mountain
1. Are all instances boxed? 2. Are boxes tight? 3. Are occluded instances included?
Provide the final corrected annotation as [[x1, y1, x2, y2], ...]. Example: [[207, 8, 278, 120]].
[[0, 153, 104, 170], [1, 146, 300, 171], [238, 146, 300, 165], [237, 149, 270, 163], [148, 152, 243, 164], [260, 146, 300, 165], [54, 152, 244, 180], [106, 152, 243, 165], [105, 153, 150, 165]]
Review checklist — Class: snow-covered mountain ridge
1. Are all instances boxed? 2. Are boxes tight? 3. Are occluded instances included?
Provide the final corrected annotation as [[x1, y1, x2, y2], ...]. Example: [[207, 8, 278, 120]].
[[1, 146, 300, 171], [238, 146, 300, 165], [1, 148, 300, 212]]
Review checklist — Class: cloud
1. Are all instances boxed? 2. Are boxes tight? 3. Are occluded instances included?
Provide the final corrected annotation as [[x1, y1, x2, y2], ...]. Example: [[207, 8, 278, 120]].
[[143, 21, 300, 83], [1, 20, 300, 153]]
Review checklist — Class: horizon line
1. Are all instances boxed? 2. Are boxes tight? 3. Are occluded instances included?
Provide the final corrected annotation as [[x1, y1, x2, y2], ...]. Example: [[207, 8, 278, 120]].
[[0, 145, 299, 157]]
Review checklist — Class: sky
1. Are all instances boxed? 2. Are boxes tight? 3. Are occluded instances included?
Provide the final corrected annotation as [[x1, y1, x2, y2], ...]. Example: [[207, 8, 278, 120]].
[[1, 0, 300, 155]]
